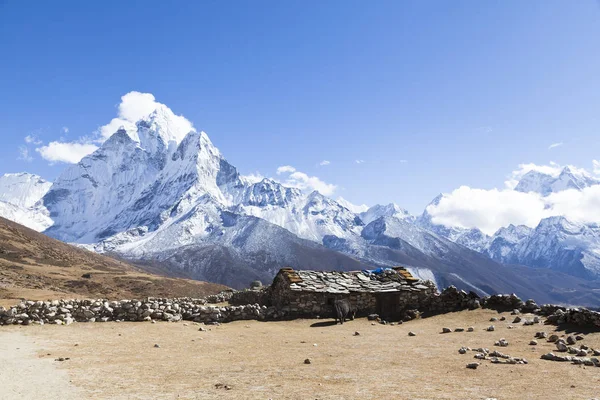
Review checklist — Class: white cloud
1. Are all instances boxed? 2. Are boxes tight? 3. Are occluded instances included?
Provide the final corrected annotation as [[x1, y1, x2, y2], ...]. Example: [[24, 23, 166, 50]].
[[548, 142, 563, 149], [24, 135, 42, 145], [355, 160, 365, 164], [36, 142, 99, 164], [18, 146, 33, 162], [99, 118, 137, 141], [593, 160, 600, 175], [428, 186, 546, 235], [319, 160, 331, 166], [276, 165, 296, 175], [276, 165, 336, 196], [97, 91, 193, 143], [429, 160, 600, 235], [35, 91, 194, 164], [241, 172, 265, 184], [544, 186, 600, 224]]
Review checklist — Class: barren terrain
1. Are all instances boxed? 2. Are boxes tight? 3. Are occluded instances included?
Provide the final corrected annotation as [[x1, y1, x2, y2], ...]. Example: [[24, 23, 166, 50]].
[[0, 217, 228, 307], [1, 308, 599, 399]]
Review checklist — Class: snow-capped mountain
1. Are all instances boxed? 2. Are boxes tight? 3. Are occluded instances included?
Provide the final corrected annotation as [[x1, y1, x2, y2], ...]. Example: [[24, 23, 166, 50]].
[[419, 168, 600, 280], [515, 166, 600, 195], [484, 224, 532, 260], [360, 203, 414, 225], [0, 173, 52, 231], [0, 173, 52, 208], [2, 98, 600, 302], [483, 217, 600, 279]]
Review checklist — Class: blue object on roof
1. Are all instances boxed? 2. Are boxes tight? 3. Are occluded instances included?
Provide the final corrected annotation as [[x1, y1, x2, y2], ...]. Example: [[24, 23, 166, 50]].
[[361, 267, 391, 275]]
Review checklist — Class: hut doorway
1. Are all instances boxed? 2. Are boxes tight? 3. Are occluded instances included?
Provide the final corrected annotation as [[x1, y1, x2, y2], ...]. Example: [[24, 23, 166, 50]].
[[376, 293, 401, 320]]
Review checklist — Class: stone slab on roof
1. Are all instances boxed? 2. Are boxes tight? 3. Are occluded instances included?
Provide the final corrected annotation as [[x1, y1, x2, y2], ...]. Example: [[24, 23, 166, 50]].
[[278, 267, 427, 294]]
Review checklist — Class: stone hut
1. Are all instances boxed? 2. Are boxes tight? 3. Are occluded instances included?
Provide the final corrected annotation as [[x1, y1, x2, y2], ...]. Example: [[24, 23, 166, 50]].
[[270, 267, 436, 320]]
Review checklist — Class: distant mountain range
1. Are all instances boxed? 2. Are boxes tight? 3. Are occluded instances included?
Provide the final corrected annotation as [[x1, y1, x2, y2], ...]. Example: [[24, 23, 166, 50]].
[[1, 103, 599, 305]]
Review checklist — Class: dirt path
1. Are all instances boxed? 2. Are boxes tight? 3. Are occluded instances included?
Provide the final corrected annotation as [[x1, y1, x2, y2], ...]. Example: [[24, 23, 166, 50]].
[[1, 309, 600, 399], [0, 329, 81, 400]]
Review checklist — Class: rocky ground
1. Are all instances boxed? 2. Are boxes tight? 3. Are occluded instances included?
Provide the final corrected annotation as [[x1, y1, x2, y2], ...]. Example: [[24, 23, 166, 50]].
[[1, 308, 599, 399]]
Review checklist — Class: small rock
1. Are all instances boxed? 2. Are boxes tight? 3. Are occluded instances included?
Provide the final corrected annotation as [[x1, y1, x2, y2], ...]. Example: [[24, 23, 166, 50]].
[[495, 339, 509, 347], [466, 362, 480, 369], [548, 334, 559, 343], [199, 327, 207, 332], [556, 342, 568, 352], [487, 325, 495, 332], [304, 358, 312, 364], [442, 327, 452, 333], [367, 314, 379, 321], [500, 316, 506, 321], [512, 316, 522, 323], [535, 332, 548, 339], [575, 335, 585, 341], [459, 347, 469, 354], [408, 331, 416, 337], [529, 340, 538, 346], [567, 336, 576, 345], [533, 316, 540, 323], [353, 331, 360, 336], [467, 327, 474, 332], [454, 328, 465, 332], [154, 344, 160, 348], [490, 317, 498, 322]]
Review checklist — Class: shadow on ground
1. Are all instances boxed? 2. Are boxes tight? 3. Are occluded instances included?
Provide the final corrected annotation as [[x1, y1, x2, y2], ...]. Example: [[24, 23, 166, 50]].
[[310, 321, 338, 328]]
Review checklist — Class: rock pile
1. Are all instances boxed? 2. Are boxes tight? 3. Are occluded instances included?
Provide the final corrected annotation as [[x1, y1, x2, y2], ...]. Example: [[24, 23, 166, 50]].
[[460, 346, 527, 365], [539, 305, 600, 329]]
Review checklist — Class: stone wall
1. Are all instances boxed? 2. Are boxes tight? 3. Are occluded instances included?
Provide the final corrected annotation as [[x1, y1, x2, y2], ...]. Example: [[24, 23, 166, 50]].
[[538, 304, 600, 329], [0, 297, 275, 326], [230, 288, 271, 307], [2, 284, 600, 330]]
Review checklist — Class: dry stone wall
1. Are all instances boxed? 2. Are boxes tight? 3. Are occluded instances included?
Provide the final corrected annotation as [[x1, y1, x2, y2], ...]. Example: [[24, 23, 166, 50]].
[[2, 285, 600, 330]]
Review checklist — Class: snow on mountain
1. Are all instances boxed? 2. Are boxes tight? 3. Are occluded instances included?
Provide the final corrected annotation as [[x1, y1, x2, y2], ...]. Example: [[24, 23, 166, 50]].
[[0, 173, 53, 231], [515, 166, 600, 195], [236, 188, 364, 243], [0, 173, 52, 208], [484, 224, 532, 260], [498, 217, 600, 279], [360, 203, 414, 225], [0, 200, 52, 232], [336, 197, 369, 214], [3, 97, 600, 299]]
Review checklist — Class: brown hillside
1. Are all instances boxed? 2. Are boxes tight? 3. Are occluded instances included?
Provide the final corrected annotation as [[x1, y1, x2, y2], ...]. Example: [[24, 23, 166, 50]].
[[0, 217, 228, 306]]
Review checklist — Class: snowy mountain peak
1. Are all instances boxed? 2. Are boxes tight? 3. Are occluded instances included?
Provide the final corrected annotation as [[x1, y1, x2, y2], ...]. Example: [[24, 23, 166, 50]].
[[336, 197, 369, 214], [515, 166, 600, 196], [360, 203, 413, 225], [0, 173, 52, 208], [0, 173, 53, 231]]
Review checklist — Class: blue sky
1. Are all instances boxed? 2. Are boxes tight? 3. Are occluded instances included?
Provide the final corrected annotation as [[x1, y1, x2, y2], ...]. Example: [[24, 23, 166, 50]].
[[1, 0, 599, 214]]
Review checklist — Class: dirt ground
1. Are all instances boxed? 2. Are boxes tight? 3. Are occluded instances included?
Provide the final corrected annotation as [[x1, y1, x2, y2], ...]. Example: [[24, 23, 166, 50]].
[[1, 308, 599, 400]]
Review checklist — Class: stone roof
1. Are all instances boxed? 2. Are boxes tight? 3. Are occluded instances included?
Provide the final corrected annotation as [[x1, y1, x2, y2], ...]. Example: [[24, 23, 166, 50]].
[[277, 267, 430, 294]]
